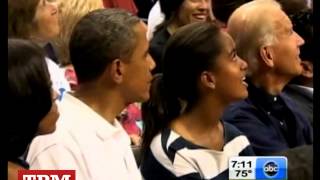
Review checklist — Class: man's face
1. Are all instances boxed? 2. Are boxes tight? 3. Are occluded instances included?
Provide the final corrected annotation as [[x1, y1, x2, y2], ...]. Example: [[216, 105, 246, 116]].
[[121, 21, 156, 103], [176, 0, 210, 26], [270, 10, 305, 78]]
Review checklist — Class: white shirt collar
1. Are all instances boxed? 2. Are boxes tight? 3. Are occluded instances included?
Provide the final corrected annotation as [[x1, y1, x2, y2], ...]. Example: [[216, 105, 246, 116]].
[[60, 93, 125, 140]]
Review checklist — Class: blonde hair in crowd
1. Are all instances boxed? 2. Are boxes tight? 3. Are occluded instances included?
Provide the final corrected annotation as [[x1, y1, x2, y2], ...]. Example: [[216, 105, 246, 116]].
[[227, 0, 282, 76], [53, 0, 104, 66]]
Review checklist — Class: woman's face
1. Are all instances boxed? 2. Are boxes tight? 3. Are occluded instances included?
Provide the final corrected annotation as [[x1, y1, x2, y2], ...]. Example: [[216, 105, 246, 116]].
[[37, 90, 60, 135], [33, 0, 60, 41], [211, 31, 248, 103], [176, 0, 211, 26]]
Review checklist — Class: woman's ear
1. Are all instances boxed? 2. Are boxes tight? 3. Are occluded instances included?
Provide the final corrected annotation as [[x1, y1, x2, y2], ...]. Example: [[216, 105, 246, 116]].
[[260, 46, 274, 68], [200, 71, 216, 90]]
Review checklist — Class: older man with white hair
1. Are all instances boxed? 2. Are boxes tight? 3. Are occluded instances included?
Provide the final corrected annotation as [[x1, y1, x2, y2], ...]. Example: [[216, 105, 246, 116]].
[[222, 0, 312, 155]]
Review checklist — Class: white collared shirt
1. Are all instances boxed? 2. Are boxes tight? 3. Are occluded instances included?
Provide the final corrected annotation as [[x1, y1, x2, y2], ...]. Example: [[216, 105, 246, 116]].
[[27, 93, 142, 180]]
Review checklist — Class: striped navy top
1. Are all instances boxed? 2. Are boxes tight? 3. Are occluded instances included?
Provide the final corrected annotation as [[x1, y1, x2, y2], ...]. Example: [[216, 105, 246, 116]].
[[140, 122, 254, 180]]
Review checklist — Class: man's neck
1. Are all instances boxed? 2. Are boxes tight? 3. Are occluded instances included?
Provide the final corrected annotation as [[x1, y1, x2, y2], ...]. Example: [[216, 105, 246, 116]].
[[250, 72, 291, 95], [73, 85, 126, 125]]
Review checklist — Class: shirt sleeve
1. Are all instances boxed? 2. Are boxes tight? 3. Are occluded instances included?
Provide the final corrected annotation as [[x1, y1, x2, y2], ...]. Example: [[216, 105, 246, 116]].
[[28, 143, 90, 180]]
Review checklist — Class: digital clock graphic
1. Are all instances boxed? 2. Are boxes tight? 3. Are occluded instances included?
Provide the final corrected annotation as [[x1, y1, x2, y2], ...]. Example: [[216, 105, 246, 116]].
[[229, 156, 287, 180]]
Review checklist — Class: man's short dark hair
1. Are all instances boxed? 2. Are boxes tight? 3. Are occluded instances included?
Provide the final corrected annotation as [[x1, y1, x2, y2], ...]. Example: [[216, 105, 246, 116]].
[[69, 8, 141, 84]]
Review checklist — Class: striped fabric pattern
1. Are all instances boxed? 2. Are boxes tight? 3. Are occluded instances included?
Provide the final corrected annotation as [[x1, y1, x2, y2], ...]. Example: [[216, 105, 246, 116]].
[[141, 122, 254, 180]]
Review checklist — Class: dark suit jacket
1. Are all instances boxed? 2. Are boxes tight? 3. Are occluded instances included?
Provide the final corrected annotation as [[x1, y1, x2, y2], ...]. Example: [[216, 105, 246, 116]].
[[222, 83, 313, 155], [284, 84, 313, 126]]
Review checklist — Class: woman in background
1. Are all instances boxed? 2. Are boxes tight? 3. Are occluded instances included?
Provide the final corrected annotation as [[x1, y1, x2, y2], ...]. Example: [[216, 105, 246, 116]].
[[51, 0, 104, 90], [149, 0, 214, 73], [8, 0, 70, 95], [141, 22, 254, 179], [8, 39, 60, 180]]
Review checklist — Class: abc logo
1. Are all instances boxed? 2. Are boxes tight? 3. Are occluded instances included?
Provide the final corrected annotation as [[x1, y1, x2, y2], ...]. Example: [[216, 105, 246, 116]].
[[263, 161, 279, 177]]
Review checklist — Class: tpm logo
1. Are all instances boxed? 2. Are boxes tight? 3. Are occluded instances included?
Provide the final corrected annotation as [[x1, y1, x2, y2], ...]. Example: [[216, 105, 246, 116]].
[[18, 170, 75, 180], [255, 156, 287, 179]]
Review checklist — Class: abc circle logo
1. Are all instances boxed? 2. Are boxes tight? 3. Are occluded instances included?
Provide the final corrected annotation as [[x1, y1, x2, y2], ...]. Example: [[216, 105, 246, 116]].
[[263, 161, 279, 177]]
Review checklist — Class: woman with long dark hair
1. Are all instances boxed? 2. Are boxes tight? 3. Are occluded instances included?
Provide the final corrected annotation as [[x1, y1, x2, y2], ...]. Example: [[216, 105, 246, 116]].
[[8, 39, 59, 180], [141, 22, 254, 179]]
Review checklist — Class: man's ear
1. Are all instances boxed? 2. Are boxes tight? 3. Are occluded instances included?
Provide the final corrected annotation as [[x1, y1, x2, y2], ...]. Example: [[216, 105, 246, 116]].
[[200, 71, 216, 90], [301, 61, 313, 78], [108, 59, 125, 84], [260, 46, 274, 68]]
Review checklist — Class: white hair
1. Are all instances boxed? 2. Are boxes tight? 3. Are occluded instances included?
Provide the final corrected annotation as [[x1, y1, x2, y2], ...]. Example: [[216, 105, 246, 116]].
[[227, 0, 282, 75]]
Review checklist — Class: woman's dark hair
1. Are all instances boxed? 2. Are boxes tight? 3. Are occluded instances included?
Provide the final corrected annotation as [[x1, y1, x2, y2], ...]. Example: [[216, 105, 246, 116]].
[[8, 0, 40, 38], [277, 0, 308, 15], [159, 0, 184, 21], [141, 22, 224, 160], [212, 0, 252, 24], [8, 39, 53, 160], [155, 0, 184, 32]]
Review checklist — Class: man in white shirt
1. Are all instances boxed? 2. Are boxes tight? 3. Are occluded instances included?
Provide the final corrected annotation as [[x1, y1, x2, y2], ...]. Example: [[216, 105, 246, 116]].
[[27, 9, 155, 180]]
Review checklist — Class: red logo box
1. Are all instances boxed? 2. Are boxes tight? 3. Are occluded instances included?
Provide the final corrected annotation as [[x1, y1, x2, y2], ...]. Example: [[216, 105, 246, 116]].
[[18, 170, 75, 180]]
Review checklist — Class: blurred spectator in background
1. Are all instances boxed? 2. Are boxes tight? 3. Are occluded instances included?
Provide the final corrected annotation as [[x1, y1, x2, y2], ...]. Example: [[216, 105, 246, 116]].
[[103, 0, 138, 15], [8, 0, 70, 96], [52, 0, 104, 90], [118, 103, 143, 146], [149, 0, 214, 73]]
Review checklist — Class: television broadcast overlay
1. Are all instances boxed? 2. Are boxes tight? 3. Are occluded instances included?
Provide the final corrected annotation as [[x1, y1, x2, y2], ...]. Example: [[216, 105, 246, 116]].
[[18, 170, 75, 180], [229, 156, 287, 180]]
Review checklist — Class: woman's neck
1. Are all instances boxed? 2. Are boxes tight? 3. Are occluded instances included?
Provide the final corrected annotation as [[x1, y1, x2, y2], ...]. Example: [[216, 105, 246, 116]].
[[170, 99, 226, 150], [167, 19, 183, 35]]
